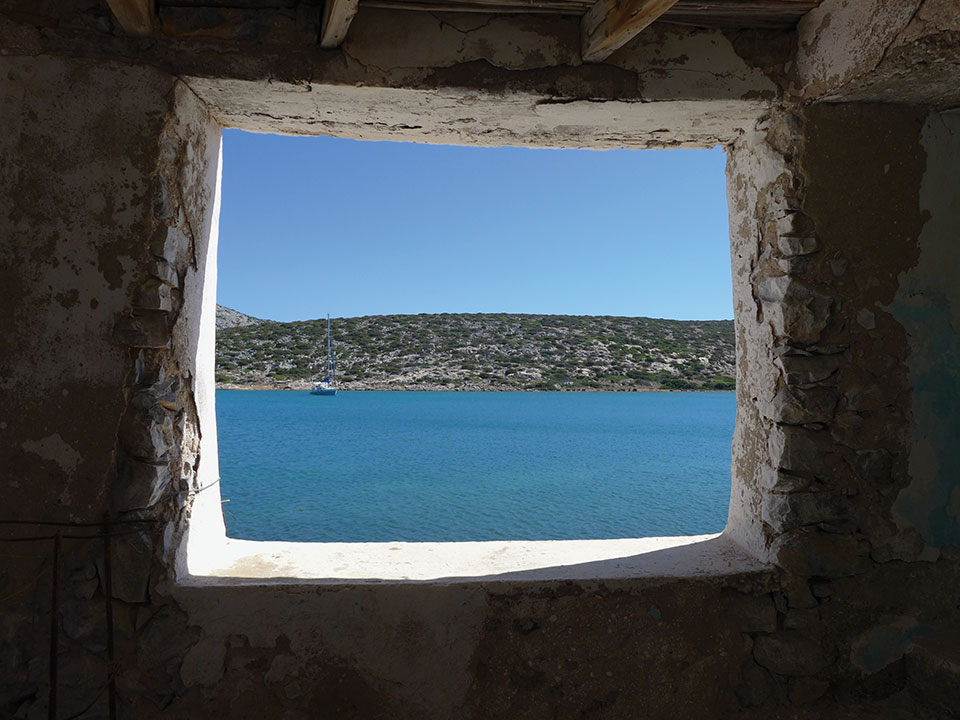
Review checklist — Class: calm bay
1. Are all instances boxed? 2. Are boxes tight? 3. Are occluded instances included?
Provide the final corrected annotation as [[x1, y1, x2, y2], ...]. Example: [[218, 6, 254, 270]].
[[216, 390, 736, 542]]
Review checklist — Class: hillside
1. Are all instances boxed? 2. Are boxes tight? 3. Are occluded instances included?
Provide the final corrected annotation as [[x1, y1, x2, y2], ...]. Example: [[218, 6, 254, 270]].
[[216, 305, 263, 331], [215, 309, 736, 391]]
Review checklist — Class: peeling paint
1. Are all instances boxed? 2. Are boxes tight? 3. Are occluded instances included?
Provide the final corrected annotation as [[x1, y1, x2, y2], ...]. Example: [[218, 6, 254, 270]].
[[21, 433, 81, 475], [796, 0, 923, 98]]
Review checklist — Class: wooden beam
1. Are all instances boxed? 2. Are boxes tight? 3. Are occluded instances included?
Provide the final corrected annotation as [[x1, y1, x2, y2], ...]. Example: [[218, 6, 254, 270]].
[[581, 0, 679, 63], [320, 0, 360, 48], [105, 0, 156, 37], [362, 0, 589, 14], [363, 0, 593, 9]]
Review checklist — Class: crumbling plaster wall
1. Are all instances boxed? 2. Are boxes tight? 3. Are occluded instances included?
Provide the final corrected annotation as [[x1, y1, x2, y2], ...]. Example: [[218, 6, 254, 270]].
[[0, 54, 226, 717], [0, 54, 782, 720], [179, 13, 781, 150], [797, 0, 960, 105], [5, 2, 787, 148], [1, 2, 959, 717], [0, 56, 174, 523], [728, 103, 960, 567], [725, 102, 960, 712]]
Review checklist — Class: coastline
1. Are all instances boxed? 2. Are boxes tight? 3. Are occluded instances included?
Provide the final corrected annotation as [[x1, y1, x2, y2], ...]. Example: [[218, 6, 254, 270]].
[[215, 382, 735, 392], [216, 312, 737, 396]]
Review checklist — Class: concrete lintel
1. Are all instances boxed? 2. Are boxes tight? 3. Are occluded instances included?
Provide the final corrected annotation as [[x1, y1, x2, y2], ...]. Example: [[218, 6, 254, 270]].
[[6, 9, 781, 119], [186, 76, 767, 149]]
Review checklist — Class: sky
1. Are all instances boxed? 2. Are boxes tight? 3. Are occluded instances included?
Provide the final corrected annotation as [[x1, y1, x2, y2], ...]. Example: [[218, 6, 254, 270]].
[[217, 130, 732, 322]]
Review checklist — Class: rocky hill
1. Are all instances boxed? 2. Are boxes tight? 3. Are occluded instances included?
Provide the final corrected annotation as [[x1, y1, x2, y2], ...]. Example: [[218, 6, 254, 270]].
[[216, 305, 263, 331], [215, 308, 736, 391]]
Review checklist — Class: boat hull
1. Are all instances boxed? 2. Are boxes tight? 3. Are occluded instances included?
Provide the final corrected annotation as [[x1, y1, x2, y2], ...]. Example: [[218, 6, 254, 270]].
[[310, 387, 337, 396]]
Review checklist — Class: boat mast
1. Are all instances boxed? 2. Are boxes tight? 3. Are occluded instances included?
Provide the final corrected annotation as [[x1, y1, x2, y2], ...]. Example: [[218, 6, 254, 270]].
[[329, 315, 336, 387], [326, 314, 332, 383]]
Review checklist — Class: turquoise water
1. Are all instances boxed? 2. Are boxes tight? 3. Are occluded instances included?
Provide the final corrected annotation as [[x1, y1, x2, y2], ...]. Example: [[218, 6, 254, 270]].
[[216, 390, 735, 542]]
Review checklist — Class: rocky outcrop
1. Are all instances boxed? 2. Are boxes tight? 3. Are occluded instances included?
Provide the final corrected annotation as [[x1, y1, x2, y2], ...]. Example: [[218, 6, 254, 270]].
[[216, 304, 263, 331]]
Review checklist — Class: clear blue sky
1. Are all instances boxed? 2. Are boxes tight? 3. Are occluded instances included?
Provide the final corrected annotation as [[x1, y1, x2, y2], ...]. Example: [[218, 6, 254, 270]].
[[217, 130, 732, 322]]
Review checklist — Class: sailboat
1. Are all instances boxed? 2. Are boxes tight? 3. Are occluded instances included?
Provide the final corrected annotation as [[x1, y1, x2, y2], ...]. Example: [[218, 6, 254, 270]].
[[310, 315, 337, 396]]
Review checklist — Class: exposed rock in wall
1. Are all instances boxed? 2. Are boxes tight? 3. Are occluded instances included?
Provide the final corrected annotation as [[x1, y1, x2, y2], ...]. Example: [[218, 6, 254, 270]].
[[726, 103, 942, 566], [724, 100, 960, 714]]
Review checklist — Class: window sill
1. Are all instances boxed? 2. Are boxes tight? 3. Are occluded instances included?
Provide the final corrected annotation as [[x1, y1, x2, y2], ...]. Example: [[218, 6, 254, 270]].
[[181, 532, 771, 586]]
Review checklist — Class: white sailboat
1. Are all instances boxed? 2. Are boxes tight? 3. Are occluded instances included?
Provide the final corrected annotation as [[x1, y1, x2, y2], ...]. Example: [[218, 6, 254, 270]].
[[310, 315, 337, 396]]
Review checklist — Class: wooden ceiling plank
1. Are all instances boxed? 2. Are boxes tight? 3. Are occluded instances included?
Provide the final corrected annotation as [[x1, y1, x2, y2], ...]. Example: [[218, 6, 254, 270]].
[[106, 0, 157, 36], [665, 1, 819, 16], [582, 0, 680, 63], [320, 0, 360, 47], [361, 0, 591, 13], [335, 0, 823, 26], [388, 0, 590, 7]]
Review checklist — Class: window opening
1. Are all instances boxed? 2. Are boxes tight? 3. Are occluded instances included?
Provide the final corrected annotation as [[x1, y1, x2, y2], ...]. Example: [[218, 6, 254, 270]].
[[214, 130, 735, 543]]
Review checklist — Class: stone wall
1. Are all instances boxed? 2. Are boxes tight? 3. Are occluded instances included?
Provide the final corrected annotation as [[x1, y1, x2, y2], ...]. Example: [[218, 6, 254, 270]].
[[1, 1, 959, 718], [0, 55, 226, 718], [731, 102, 960, 569], [725, 102, 960, 714]]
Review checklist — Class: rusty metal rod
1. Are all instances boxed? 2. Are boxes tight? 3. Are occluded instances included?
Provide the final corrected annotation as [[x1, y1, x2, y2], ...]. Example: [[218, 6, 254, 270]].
[[102, 514, 118, 720], [49, 530, 61, 720], [0, 518, 160, 527], [0, 529, 150, 543]]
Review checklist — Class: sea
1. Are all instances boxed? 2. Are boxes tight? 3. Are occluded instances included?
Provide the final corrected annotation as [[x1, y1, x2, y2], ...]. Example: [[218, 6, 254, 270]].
[[216, 390, 736, 542]]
